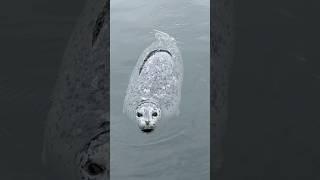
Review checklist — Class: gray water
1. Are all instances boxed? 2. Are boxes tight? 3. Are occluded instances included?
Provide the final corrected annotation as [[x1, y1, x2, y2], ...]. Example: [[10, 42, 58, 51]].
[[110, 0, 210, 179]]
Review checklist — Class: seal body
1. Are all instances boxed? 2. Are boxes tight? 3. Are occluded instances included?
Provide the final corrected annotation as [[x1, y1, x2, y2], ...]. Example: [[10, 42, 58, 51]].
[[123, 31, 183, 132]]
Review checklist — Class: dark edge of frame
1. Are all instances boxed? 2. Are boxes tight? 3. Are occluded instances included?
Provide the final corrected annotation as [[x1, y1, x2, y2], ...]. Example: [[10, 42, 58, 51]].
[[105, 0, 110, 179], [211, 0, 234, 179]]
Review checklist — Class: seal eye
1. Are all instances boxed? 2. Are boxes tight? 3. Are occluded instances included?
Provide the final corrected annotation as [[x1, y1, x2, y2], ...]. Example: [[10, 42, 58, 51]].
[[137, 112, 143, 117], [152, 112, 158, 117]]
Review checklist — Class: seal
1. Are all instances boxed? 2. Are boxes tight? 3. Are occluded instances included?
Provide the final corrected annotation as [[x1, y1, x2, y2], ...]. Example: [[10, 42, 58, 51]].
[[123, 30, 183, 133]]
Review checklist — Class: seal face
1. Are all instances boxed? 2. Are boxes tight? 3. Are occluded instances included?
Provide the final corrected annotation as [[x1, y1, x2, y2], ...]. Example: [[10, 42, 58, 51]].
[[135, 102, 161, 133], [123, 30, 183, 133]]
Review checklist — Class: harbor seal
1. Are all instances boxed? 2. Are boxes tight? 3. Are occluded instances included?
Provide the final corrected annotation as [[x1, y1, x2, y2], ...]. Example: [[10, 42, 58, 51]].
[[123, 30, 183, 133]]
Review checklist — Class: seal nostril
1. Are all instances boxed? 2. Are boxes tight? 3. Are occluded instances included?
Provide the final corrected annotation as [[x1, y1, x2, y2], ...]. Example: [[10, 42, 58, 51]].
[[145, 121, 150, 125], [84, 161, 106, 176]]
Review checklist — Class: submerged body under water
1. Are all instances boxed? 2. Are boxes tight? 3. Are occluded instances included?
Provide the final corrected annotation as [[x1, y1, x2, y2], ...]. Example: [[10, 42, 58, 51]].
[[111, 0, 210, 179]]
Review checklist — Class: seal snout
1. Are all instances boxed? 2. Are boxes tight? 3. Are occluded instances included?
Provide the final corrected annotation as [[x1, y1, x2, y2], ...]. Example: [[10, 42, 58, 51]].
[[138, 121, 155, 133]]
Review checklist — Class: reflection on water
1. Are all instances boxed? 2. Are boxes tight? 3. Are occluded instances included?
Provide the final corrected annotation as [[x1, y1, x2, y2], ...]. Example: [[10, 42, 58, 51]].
[[111, 0, 210, 179]]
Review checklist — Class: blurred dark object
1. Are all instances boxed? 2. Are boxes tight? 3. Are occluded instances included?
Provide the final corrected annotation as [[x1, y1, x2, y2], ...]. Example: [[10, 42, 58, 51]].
[[221, 0, 320, 179], [0, 0, 86, 179]]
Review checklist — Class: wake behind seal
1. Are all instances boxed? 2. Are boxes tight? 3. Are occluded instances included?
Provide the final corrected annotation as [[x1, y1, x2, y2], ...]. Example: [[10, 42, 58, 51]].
[[123, 30, 183, 133]]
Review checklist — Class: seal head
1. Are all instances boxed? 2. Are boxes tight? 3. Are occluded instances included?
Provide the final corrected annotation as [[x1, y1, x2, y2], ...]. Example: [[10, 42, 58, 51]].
[[135, 101, 161, 133]]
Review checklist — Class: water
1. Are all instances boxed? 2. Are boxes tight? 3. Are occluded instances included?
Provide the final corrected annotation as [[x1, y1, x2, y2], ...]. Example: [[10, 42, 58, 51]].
[[110, 0, 210, 179]]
